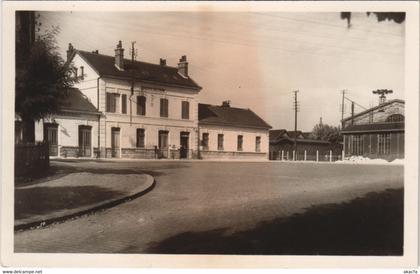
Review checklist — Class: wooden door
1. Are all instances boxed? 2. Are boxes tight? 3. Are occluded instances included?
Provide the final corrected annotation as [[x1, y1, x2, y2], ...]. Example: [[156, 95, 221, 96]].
[[158, 130, 168, 158], [79, 126, 92, 157], [111, 128, 120, 158], [180, 132, 189, 159], [44, 123, 58, 156]]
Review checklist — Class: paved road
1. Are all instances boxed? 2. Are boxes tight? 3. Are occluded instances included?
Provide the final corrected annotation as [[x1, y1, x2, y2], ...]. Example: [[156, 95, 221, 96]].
[[14, 160, 403, 253]]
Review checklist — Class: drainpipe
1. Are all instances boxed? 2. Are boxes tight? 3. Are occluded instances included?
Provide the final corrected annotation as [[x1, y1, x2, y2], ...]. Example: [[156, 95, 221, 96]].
[[97, 76, 102, 158]]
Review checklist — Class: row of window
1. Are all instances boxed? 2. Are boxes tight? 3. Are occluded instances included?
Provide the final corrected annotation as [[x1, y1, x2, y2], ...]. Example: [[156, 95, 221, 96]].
[[106, 93, 190, 119], [350, 133, 391, 155], [201, 133, 261, 152]]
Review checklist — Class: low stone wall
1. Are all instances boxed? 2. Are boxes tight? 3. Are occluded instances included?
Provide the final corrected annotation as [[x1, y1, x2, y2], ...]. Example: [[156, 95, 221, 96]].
[[200, 150, 268, 160], [60, 146, 79, 158], [121, 148, 157, 159]]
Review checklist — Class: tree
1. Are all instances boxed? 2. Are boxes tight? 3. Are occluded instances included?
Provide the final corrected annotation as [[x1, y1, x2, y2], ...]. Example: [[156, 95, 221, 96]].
[[340, 12, 405, 28], [311, 123, 341, 144], [15, 25, 77, 142]]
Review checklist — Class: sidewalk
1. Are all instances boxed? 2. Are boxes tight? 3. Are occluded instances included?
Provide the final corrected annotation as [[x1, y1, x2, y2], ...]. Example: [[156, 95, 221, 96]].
[[15, 172, 155, 231]]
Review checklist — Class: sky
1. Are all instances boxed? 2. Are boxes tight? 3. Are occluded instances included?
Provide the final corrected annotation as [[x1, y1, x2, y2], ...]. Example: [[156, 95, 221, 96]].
[[39, 11, 405, 131]]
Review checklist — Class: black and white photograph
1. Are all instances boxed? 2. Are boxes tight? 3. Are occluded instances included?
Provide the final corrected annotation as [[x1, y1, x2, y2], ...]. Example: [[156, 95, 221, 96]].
[[1, 1, 419, 270]]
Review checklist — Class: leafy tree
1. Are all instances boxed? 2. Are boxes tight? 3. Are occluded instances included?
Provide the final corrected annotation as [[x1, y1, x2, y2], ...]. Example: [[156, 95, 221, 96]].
[[311, 123, 341, 143], [15, 26, 77, 142], [341, 12, 405, 28]]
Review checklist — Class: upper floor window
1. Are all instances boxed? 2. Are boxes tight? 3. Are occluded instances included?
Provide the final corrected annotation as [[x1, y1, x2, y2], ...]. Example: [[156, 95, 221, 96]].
[[386, 114, 404, 122], [202, 133, 209, 150], [121, 94, 127, 114], [136, 128, 145, 148], [182, 101, 190, 119], [255, 136, 261, 152], [137, 96, 146, 116], [237, 135, 243, 151], [218, 134, 224, 151], [160, 98, 169, 118], [106, 93, 119, 113]]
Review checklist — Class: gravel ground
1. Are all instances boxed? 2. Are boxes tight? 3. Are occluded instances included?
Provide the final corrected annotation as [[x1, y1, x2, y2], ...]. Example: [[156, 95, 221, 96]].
[[14, 160, 403, 254]]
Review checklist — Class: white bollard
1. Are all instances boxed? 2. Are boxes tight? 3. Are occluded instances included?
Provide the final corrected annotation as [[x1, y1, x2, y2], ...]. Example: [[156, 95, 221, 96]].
[[293, 150, 295, 161], [342, 150, 345, 161], [281, 150, 284, 161], [329, 150, 332, 162], [286, 151, 289, 160], [316, 150, 319, 162], [304, 150, 307, 161]]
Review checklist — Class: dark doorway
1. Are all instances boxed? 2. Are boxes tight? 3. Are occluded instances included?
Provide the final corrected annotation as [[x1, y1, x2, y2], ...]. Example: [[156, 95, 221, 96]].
[[180, 132, 189, 159], [158, 130, 169, 158], [44, 123, 58, 156], [111, 127, 120, 158], [79, 125, 92, 157]]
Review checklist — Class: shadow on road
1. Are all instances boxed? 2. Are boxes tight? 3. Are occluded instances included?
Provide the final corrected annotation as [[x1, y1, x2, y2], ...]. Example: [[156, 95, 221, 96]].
[[15, 186, 125, 220], [146, 188, 403, 255]]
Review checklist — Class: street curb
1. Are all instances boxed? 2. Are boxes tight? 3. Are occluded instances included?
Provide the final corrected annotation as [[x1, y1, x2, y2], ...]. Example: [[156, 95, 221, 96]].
[[14, 174, 156, 232]]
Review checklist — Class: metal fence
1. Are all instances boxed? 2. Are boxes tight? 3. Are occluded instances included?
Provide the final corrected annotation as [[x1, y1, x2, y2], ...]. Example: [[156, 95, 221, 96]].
[[15, 142, 50, 178], [270, 150, 344, 162]]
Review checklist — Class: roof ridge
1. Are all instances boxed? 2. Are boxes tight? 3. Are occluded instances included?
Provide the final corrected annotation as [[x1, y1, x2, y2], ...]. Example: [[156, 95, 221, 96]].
[[77, 49, 179, 70]]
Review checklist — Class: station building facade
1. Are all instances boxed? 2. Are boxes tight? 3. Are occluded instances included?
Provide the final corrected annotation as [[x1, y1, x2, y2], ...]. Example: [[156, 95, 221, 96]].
[[341, 99, 404, 161], [31, 41, 271, 160]]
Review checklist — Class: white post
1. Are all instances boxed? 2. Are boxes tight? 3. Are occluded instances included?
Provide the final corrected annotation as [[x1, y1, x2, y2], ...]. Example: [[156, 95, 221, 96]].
[[286, 151, 289, 160], [329, 150, 332, 162], [342, 150, 345, 161], [304, 150, 307, 161], [281, 150, 284, 161], [293, 150, 295, 161], [316, 150, 319, 162]]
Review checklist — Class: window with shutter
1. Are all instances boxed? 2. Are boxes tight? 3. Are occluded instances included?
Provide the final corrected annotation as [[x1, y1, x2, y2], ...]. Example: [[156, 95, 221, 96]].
[[182, 101, 189, 119], [137, 96, 146, 116], [121, 94, 127, 114], [218, 134, 224, 150], [136, 128, 145, 148], [160, 98, 169, 117]]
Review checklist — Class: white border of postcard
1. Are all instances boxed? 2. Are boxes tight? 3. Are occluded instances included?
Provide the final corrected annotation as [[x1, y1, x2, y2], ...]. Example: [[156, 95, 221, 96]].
[[1, 1, 419, 269]]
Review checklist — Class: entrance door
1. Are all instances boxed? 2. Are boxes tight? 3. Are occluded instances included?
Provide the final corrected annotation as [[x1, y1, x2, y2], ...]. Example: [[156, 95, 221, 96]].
[[111, 127, 120, 158], [79, 126, 92, 157], [180, 132, 189, 159], [158, 130, 169, 158], [44, 123, 58, 156]]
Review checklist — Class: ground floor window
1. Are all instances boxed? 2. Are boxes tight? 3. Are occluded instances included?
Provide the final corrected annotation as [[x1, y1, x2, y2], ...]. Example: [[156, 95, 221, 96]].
[[136, 128, 145, 148], [218, 134, 224, 150], [255, 136, 261, 152], [202, 133, 209, 150], [378, 133, 391, 155], [237, 135, 243, 151], [351, 134, 363, 155]]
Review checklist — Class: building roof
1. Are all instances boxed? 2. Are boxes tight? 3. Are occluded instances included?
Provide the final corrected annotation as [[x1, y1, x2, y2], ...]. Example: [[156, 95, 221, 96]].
[[76, 50, 201, 90], [269, 129, 331, 145], [342, 122, 404, 133], [58, 88, 101, 115], [198, 103, 272, 130], [342, 99, 404, 122]]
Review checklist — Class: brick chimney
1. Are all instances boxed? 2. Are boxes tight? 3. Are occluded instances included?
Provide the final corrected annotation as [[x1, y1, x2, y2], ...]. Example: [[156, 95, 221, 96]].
[[160, 58, 167, 66], [115, 40, 124, 71], [66, 43, 74, 62], [177, 55, 188, 77]]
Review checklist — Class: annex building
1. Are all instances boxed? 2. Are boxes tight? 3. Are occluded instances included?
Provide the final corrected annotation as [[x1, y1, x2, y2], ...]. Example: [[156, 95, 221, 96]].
[[341, 99, 404, 161], [31, 41, 271, 160]]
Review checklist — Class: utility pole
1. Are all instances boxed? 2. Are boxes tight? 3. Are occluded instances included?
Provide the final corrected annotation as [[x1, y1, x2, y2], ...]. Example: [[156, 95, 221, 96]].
[[293, 90, 299, 160], [129, 41, 136, 126], [341, 89, 346, 129]]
